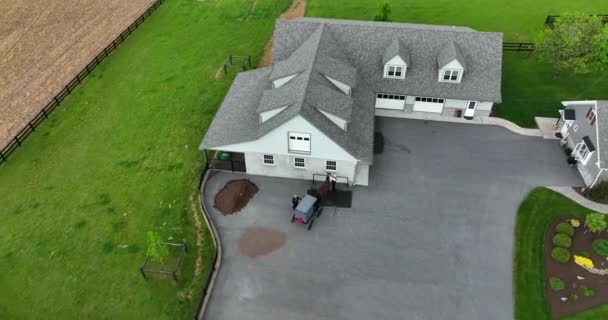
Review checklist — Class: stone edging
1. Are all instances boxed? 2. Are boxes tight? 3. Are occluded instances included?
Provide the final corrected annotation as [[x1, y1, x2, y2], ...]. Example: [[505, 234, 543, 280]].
[[195, 170, 223, 320], [547, 186, 608, 214]]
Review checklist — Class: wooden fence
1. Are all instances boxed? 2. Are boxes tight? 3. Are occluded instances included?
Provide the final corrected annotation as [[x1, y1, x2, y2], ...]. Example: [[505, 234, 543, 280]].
[[503, 42, 535, 52], [545, 14, 608, 27], [0, 0, 165, 165]]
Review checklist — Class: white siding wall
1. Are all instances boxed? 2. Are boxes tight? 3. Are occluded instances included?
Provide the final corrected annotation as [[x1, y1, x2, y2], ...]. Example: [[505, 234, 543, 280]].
[[318, 109, 347, 130], [477, 102, 493, 111], [260, 106, 288, 122], [324, 75, 351, 96], [444, 99, 467, 109], [272, 73, 298, 88], [244, 152, 363, 185], [405, 96, 416, 104], [354, 164, 370, 186], [215, 116, 356, 161]]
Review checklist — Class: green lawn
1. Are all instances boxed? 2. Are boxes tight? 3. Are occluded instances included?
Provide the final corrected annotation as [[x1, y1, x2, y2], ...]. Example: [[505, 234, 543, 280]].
[[306, 0, 608, 128], [0, 0, 288, 319], [513, 188, 608, 320]]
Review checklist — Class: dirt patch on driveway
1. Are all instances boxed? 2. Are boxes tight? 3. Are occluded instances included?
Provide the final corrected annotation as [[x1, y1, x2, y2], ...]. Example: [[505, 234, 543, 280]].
[[214, 179, 259, 215], [239, 226, 287, 258], [258, 0, 307, 67]]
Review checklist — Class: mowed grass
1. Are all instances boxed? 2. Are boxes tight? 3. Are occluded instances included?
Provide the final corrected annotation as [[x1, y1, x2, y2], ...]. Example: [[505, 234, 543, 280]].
[[513, 188, 590, 320], [0, 0, 288, 319], [306, 0, 608, 128]]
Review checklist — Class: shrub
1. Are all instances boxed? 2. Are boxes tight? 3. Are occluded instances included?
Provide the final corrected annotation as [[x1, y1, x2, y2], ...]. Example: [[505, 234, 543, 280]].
[[592, 239, 608, 256], [570, 293, 579, 302], [581, 286, 596, 297], [373, 2, 392, 22], [586, 213, 607, 233], [551, 247, 571, 263], [579, 251, 591, 258], [570, 219, 581, 228], [549, 277, 565, 291], [553, 233, 572, 248], [589, 180, 608, 203], [556, 222, 575, 236]]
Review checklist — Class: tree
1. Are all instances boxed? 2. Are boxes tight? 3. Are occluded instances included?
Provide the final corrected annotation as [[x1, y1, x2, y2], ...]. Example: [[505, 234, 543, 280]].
[[585, 212, 607, 234], [146, 231, 169, 263], [536, 12, 608, 75], [373, 2, 392, 22]]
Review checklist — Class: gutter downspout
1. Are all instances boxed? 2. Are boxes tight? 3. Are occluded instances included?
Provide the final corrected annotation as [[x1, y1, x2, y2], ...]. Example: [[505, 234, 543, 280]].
[[590, 168, 605, 189]]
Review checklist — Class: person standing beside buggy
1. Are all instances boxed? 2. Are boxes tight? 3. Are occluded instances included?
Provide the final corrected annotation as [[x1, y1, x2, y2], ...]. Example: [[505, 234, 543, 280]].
[[291, 195, 300, 209]]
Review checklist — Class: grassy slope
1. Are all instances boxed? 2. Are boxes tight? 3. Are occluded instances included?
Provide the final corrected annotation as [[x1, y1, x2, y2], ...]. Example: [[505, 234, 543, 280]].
[[0, 0, 288, 319], [306, 0, 608, 128], [513, 188, 590, 319]]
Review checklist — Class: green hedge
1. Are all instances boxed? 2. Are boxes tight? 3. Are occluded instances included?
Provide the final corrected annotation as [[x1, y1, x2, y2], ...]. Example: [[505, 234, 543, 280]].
[[592, 239, 608, 257], [555, 222, 574, 237], [552, 233, 572, 248], [551, 247, 571, 263]]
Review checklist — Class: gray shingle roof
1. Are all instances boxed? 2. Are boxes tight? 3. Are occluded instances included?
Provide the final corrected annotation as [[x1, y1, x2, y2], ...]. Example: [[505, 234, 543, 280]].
[[272, 18, 502, 102], [437, 41, 466, 70], [200, 18, 504, 164], [382, 38, 410, 65]]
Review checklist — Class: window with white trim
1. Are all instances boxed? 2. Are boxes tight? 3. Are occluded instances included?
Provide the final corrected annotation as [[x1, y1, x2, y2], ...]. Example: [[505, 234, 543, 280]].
[[294, 157, 305, 168], [586, 107, 597, 126], [440, 69, 461, 82], [263, 155, 274, 165], [384, 64, 405, 79], [376, 93, 406, 100], [326, 160, 337, 171], [415, 97, 445, 103]]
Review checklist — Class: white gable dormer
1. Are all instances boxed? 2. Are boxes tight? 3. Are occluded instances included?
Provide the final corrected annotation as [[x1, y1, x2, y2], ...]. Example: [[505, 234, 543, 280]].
[[383, 55, 407, 79], [323, 75, 351, 96], [318, 109, 348, 131], [438, 59, 464, 83], [259, 106, 288, 123]]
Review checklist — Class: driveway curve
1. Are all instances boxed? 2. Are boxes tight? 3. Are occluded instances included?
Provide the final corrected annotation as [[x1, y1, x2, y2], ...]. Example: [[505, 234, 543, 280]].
[[201, 117, 582, 320]]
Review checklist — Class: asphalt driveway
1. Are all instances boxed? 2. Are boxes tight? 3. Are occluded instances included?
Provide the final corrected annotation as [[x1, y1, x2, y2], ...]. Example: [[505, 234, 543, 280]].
[[201, 118, 582, 320]]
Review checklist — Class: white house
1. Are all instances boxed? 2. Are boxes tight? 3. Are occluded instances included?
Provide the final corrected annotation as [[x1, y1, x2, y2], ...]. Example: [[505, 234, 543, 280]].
[[557, 100, 608, 188], [199, 18, 503, 186]]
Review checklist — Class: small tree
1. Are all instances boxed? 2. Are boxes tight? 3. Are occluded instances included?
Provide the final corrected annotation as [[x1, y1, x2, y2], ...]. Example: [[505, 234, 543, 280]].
[[146, 231, 169, 263], [585, 212, 607, 234], [536, 12, 608, 76], [373, 2, 392, 22]]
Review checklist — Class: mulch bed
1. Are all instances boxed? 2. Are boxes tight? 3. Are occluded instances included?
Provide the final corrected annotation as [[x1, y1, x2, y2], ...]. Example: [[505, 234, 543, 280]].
[[214, 179, 258, 215], [544, 217, 608, 319], [574, 187, 608, 205], [238, 226, 287, 258]]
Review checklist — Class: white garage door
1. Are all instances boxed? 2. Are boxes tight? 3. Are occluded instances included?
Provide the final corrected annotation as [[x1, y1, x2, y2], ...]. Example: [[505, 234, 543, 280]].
[[413, 97, 444, 113], [375, 93, 406, 110]]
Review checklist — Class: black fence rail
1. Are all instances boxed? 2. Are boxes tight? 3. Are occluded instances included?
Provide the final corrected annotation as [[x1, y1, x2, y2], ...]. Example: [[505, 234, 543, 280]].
[[0, 0, 165, 165], [545, 14, 608, 27], [503, 42, 535, 52]]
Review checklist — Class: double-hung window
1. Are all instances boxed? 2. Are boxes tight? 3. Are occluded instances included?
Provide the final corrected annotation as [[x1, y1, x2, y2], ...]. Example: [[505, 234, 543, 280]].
[[294, 157, 305, 168], [385, 65, 405, 79], [326, 160, 337, 171], [263, 155, 274, 165], [441, 69, 460, 82]]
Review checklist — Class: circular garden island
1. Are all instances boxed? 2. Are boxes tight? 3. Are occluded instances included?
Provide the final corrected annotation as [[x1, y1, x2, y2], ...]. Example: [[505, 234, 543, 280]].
[[545, 213, 608, 318]]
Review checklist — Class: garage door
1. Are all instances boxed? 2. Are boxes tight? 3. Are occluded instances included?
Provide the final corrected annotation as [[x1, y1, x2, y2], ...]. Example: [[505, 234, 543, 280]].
[[375, 93, 406, 110], [413, 97, 444, 113]]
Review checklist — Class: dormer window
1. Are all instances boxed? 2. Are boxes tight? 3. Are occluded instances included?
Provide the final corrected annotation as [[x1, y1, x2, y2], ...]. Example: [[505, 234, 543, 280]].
[[441, 69, 461, 82], [384, 64, 405, 79]]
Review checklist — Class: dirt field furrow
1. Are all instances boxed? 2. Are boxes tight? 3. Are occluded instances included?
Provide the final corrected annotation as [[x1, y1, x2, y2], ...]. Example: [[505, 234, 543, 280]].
[[0, 0, 155, 148]]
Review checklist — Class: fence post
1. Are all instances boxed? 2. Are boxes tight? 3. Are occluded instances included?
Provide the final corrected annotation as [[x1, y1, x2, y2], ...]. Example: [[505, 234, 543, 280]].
[[0, 151, 6, 162], [14, 136, 21, 147]]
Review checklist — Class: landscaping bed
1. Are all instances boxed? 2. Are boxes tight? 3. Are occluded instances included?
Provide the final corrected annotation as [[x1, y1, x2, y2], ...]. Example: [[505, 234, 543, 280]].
[[545, 217, 608, 318]]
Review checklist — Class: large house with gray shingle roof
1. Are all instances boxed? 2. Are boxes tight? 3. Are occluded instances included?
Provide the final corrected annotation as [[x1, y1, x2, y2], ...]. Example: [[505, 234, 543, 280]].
[[199, 18, 503, 186], [558, 100, 608, 187]]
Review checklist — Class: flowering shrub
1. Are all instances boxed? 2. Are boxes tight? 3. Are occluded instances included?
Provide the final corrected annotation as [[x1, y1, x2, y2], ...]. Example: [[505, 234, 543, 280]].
[[570, 219, 581, 228], [574, 255, 595, 269]]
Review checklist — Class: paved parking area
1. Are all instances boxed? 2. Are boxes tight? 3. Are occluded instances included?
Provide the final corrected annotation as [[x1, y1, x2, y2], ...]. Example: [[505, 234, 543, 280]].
[[201, 118, 582, 320]]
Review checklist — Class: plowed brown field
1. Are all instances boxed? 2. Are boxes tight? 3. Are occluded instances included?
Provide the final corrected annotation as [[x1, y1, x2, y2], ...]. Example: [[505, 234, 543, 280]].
[[0, 0, 155, 148]]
